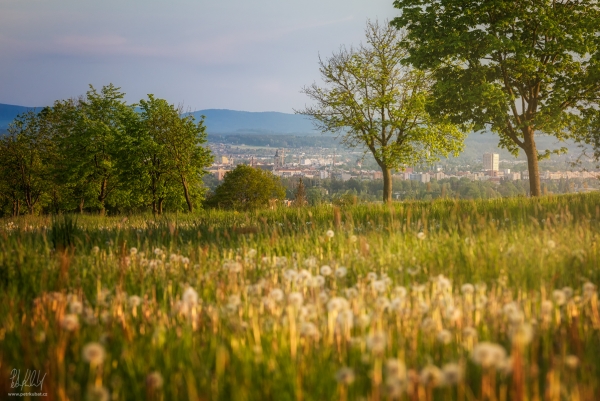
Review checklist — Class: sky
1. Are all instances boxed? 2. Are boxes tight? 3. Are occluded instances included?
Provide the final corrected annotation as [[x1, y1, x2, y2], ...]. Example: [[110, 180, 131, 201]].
[[0, 0, 399, 112]]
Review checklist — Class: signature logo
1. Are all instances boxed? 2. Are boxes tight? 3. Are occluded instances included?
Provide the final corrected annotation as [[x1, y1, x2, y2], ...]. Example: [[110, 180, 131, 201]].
[[10, 369, 46, 392]]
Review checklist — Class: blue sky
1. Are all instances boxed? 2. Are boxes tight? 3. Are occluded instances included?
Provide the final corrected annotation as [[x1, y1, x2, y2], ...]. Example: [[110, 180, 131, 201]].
[[0, 0, 398, 112]]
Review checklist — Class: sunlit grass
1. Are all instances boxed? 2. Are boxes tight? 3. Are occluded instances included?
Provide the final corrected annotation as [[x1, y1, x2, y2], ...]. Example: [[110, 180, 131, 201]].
[[1, 193, 599, 400]]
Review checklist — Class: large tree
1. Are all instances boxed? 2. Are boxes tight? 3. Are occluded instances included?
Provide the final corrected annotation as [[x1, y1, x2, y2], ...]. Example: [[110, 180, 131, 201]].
[[119, 95, 213, 214], [392, 0, 600, 196], [297, 20, 465, 203], [0, 110, 56, 215]]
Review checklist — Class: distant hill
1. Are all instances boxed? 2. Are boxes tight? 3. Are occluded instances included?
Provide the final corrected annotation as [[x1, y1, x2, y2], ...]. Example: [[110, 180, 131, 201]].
[[187, 109, 318, 134], [0, 103, 39, 129]]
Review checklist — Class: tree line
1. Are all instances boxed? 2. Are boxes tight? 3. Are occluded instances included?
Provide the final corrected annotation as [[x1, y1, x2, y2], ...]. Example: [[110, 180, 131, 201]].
[[0, 84, 213, 217]]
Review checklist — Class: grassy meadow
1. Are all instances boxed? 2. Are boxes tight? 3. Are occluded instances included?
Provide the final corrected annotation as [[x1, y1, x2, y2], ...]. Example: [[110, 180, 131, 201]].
[[1, 193, 599, 400]]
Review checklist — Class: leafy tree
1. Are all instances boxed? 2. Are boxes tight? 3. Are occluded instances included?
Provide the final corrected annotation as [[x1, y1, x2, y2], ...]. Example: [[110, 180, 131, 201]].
[[298, 20, 465, 203], [54, 84, 137, 214], [392, 0, 600, 196], [119, 95, 213, 214], [205, 165, 286, 210], [0, 110, 55, 215]]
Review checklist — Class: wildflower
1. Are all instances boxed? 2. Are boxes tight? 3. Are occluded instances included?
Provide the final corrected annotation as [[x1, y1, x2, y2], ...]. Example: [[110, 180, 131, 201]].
[[320, 265, 332, 276], [146, 371, 164, 389], [407, 266, 421, 276], [92, 246, 100, 254], [288, 292, 304, 308], [283, 269, 298, 282], [153, 248, 163, 256], [129, 247, 138, 255], [419, 365, 443, 387], [366, 332, 387, 354], [60, 314, 79, 331], [350, 235, 357, 242], [181, 257, 190, 264], [223, 260, 242, 273], [471, 342, 507, 369], [326, 230, 335, 238], [344, 287, 358, 299], [541, 300, 553, 316], [69, 300, 83, 315], [436, 329, 452, 345], [384, 379, 405, 399], [300, 322, 319, 338], [564, 355, 579, 370], [335, 367, 355, 385], [367, 272, 378, 282], [385, 359, 407, 380], [298, 269, 312, 282], [227, 295, 241, 308], [417, 232, 426, 240], [371, 280, 387, 293], [461, 283, 475, 295], [82, 342, 105, 365], [552, 289, 567, 306], [335, 266, 348, 278], [462, 327, 478, 340], [511, 323, 534, 347], [269, 289, 284, 302], [182, 287, 199, 306], [327, 297, 349, 312], [310, 275, 325, 288], [562, 286, 574, 299], [394, 286, 407, 298], [583, 282, 596, 296], [358, 313, 371, 328], [303, 257, 318, 268], [247, 248, 257, 258], [85, 386, 109, 401], [128, 295, 142, 308], [442, 363, 464, 385], [336, 309, 355, 329], [547, 240, 556, 249]]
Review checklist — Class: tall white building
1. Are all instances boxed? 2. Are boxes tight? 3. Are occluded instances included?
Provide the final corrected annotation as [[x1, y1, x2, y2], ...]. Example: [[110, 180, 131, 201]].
[[483, 152, 499, 171]]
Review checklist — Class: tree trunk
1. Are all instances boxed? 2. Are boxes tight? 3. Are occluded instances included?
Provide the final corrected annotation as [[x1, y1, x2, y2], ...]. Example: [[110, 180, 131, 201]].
[[12, 198, 20, 217], [523, 129, 541, 197], [98, 178, 108, 215], [158, 198, 164, 215], [382, 166, 393, 203], [78, 198, 85, 214], [181, 176, 193, 213]]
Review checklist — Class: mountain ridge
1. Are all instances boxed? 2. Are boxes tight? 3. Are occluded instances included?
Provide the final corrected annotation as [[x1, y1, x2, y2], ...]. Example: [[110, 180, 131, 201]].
[[0, 103, 318, 134]]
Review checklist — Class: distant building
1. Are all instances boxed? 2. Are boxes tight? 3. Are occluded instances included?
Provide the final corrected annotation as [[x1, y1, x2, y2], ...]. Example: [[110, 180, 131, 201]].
[[483, 152, 499, 171]]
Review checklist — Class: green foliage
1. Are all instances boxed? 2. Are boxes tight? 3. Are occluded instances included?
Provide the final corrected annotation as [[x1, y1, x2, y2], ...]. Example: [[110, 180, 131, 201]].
[[0, 85, 213, 216], [205, 165, 286, 210], [298, 20, 466, 202], [391, 0, 600, 196]]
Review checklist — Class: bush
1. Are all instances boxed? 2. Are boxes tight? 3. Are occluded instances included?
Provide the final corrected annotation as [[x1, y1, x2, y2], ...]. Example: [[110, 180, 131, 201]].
[[204, 165, 286, 210]]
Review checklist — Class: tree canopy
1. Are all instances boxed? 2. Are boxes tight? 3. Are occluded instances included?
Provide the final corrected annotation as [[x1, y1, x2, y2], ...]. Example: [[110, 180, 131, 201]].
[[392, 0, 600, 196], [205, 165, 286, 211], [298, 20, 465, 203], [0, 84, 213, 216]]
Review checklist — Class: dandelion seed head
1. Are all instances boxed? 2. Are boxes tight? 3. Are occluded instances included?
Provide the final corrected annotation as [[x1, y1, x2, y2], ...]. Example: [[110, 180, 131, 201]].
[[146, 371, 164, 389], [85, 386, 109, 401], [60, 314, 79, 332], [335, 267, 348, 278], [320, 265, 332, 276], [326, 230, 335, 238], [417, 232, 426, 240], [335, 367, 355, 384], [82, 342, 105, 365]]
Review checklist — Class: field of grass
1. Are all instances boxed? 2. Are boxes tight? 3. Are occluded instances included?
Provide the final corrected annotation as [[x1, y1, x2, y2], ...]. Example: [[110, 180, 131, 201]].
[[1, 193, 599, 401]]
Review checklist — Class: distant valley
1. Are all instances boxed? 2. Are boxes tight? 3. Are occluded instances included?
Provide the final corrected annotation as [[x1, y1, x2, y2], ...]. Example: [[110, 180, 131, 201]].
[[0, 103, 581, 162]]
